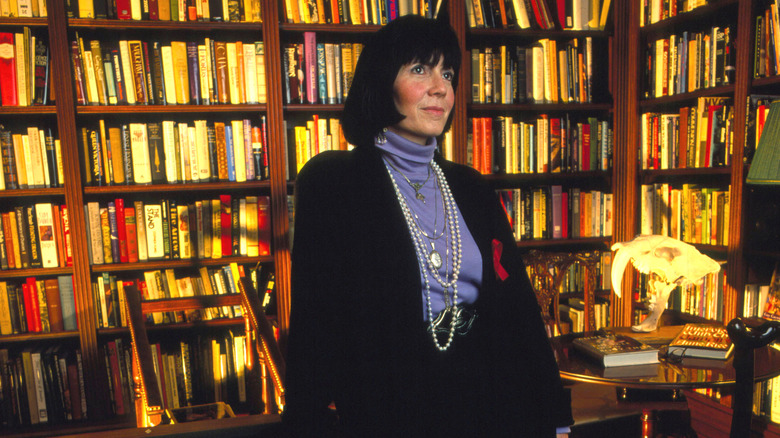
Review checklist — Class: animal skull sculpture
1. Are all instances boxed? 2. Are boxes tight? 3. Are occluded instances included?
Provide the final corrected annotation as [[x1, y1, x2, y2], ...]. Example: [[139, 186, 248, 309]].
[[611, 235, 721, 332]]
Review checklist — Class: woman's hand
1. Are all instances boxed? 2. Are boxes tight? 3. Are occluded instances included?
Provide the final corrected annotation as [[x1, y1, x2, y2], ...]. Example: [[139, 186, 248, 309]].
[[556, 434, 569, 438]]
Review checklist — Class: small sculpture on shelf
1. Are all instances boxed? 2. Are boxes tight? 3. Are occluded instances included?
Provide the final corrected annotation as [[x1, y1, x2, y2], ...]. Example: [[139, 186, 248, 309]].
[[611, 235, 721, 332]]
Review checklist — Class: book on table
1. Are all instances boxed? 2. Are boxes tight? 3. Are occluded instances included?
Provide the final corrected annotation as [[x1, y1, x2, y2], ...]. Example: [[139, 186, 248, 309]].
[[666, 323, 734, 360], [572, 334, 660, 367]]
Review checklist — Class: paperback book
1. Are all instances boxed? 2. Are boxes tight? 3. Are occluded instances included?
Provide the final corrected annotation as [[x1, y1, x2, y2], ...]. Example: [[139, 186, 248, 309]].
[[666, 323, 734, 360]]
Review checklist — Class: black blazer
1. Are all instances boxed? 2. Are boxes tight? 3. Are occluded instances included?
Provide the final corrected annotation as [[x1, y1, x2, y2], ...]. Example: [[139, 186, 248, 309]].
[[283, 145, 573, 437]]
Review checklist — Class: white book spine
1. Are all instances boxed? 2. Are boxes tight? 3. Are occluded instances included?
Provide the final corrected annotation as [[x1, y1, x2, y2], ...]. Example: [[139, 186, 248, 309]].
[[129, 123, 151, 184], [34, 203, 58, 268]]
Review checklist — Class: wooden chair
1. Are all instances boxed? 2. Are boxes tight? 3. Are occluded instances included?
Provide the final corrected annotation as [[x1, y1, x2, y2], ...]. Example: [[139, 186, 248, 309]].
[[521, 249, 602, 335], [125, 277, 285, 428]]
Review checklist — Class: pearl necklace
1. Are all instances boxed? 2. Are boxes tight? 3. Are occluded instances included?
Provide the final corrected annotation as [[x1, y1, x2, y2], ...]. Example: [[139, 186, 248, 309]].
[[385, 159, 462, 351]]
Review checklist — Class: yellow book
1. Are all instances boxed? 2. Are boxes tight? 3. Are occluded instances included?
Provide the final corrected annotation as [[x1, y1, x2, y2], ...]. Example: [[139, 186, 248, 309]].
[[14, 32, 28, 106], [255, 42, 266, 104], [160, 45, 177, 105], [118, 40, 137, 105], [99, 206, 112, 264], [242, 43, 257, 104], [211, 198, 221, 259], [170, 41, 190, 105], [226, 42, 240, 105], [108, 126, 125, 184], [235, 41, 246, 104], [77, 0, 94, 18]]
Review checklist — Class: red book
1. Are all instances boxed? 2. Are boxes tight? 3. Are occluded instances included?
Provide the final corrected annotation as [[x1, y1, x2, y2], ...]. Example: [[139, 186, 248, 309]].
[[115, 0, 132, 19], [0, 33, 18, 106], [44, 278, 64, 332], [527, 0, 546, 29], [51, 206, 66, 268], [481, 117, 492, 174], [561, 190, 569, 239], [148, 0, 159, 20], [2, 213, 14, 268], [303, 32, 318, 104], [23, 279, 42, 332], [330, 0, 341, 23], [106, 341, 126, 415], [581, 123, 591, 171], [124, 207, 139, 263], [61, 205, 73, 267], [471, 118, 482, 173], [220, 195, 232, 257], [67, 359, 83, 420], [115, 198, 129, 263], [258, 196, 271, 256], [70, 40, 87, 106]]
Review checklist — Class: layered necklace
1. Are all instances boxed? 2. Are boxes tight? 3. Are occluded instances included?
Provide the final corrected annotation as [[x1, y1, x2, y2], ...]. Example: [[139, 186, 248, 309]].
[[384, 158, 463, 351]]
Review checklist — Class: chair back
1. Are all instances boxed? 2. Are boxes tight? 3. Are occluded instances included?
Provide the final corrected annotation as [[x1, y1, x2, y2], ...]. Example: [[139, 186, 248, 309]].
[[124, 282, 167, 427], [522, 250, 602, 335], [124, 277, 286, 427], [238, 276, 286, 409]]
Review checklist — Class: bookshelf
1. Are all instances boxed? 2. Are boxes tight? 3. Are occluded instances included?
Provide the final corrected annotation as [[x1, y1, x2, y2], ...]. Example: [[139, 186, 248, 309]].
[[0, 0, 777, 435]]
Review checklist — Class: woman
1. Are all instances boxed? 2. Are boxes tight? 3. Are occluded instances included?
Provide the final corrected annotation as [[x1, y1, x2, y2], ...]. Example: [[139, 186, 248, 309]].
[[283, 13, 573, 437]]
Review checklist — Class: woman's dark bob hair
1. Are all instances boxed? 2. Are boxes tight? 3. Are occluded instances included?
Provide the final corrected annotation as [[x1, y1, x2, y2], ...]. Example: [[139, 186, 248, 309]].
[[341, 14, 461, 147]]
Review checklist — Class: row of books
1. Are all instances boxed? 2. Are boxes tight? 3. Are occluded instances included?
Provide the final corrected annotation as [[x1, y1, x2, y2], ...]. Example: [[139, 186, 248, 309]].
[[639, 183, 730, 246], [0, 203, 73, 271], [283, 36, 363, 105], [644, 26, 735, 99], [560, 297, 610, 333], [71, 0, 262, 22], [467, 0, 611, 31], [288, 115, 347, 174], [641, 100, 733, 170], [283, 0, 435, 25], [469, 115, 612, 175], [0, 276, 76, 336], [143, 331, 253, 413], [1, 125, 63, 190], [72, 36, 267, 106], [81, 118, 269, 187], [639, 0, 710, 27], [745, 94, 780, 164], [664, 267, 726, 321], [0, 347, 87, 427], [499, 186, 613, 240], [0, 0, 46, 17], [0, 29, 49, 107], [84, 196, 271, 265], [754, 3, 780, 79], [470, 37, 595, 105]]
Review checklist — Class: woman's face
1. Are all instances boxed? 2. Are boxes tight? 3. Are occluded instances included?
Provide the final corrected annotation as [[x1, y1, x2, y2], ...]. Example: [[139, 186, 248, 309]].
[[388, 57, 455, 145]]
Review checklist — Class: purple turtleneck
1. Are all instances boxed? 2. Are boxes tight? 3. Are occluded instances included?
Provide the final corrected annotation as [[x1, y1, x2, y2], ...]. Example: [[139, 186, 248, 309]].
[[376, 130, 481, 320]]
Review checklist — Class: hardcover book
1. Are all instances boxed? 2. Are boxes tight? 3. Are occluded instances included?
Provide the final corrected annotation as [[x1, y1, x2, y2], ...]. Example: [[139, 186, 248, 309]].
[[572, 333, 659, 367], [667, 324, 734, 360]]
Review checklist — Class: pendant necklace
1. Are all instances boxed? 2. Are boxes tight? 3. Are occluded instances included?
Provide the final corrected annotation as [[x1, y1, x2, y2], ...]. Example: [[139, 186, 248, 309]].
[[385, 159, 431, 203], [429, 241, 442, 269]]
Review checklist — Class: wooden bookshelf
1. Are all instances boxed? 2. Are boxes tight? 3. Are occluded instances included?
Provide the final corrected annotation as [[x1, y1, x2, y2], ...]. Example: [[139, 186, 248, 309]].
[[0, 0, 777, 435]]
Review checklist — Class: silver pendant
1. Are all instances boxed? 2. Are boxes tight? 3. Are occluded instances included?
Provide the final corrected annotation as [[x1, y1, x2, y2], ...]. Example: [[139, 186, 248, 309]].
[[430, 250, 442, 269]]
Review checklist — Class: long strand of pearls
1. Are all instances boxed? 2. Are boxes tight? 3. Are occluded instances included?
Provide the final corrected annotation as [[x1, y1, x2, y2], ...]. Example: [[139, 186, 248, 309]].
[[384, 159, 462, 351]]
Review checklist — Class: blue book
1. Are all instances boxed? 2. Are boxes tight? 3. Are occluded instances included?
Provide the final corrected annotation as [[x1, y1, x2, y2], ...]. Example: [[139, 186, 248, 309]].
[[316, 44, 327, 103], [107, 202, 121, 263], [225, 125, 236, 182], [58, 275, 77, 331]]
